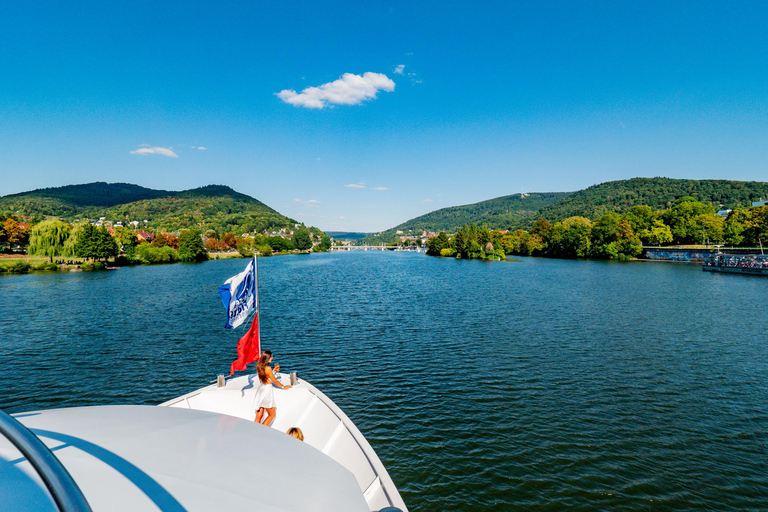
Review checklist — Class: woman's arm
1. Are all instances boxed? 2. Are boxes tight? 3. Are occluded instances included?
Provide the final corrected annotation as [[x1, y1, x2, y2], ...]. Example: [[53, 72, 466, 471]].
[[266, 367, 292, 390]]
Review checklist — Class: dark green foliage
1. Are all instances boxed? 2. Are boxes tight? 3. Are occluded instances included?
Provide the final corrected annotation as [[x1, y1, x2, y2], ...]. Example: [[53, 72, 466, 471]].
[[33, 261, 60, 271], [0, 182, 296, 235], [135, 243, 179, 263], [361, 178, 768, 245], [361, 192, 570, 245], [293, 226, 313, 251], [75, 224, 118, 261], [1, 260, 32, 273], [178, 230, 208, 262], [266, 236, 295, 252], [426, 232, 451, 255], [236, 239, 255, 258], [538, 177, 768, 221]]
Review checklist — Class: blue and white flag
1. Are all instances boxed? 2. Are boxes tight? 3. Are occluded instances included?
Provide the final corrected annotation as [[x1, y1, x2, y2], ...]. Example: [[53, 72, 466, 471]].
[[218, 256, 258, 329]]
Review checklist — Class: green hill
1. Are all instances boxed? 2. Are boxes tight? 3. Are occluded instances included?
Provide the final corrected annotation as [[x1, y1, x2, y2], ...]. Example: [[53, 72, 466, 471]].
[[360, 192, 571, 244], [0, 182, 295, 234], [362, 177, 768, 244], [538, 177, 768, 220]]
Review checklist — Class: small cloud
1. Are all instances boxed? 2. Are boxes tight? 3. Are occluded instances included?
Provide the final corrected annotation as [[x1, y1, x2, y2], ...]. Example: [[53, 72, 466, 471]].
[[276, 72, 395, 109], [394, 64, 405, 75], [345, 183, 366, 189], [338, 216, 346, 220], [194, 146, 207, 150], [421, 199, 433, 203], [130, 146, 178, 158], [371, 186, 389, 191], [294, 198, 320, 209]]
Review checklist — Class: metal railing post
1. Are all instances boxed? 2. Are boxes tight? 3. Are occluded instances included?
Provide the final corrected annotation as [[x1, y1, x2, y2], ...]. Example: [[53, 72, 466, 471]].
[[0, 409, 92, 512]]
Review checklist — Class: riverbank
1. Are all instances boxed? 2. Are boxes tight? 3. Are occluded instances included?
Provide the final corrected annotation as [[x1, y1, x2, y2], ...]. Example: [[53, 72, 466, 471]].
[[0, 248, 321, 274]]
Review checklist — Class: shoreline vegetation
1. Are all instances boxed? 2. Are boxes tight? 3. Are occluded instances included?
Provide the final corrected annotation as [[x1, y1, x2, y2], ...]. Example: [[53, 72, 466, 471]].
[[426, 197, 768, 262], [0, 216, 332, 275]]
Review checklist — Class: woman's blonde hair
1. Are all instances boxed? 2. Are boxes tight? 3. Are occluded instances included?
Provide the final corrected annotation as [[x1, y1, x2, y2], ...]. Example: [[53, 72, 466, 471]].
[[287, 427, 304, 441], [256, 350, 273, 384]]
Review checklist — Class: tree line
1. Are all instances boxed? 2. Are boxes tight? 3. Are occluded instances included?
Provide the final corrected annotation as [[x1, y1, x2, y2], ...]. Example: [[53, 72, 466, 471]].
[[1, 213, 333, 272], [427, 198, 768, 261]]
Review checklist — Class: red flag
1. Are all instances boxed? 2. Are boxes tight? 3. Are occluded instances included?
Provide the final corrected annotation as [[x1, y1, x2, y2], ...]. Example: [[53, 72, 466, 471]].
[[230, 313, 260, 376]]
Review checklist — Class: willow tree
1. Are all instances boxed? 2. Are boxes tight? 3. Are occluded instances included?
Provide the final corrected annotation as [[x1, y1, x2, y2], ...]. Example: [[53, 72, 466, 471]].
[[28, 219, 74, 262]]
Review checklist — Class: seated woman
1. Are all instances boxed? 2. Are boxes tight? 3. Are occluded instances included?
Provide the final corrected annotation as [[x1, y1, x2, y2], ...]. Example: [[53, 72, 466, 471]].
[[253, 350, 292, 426], [287, 427, 304, 441]]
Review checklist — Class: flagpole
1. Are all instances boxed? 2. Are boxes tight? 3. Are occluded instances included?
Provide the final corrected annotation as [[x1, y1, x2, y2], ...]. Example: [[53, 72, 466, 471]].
[[253, 254, 260, 355]]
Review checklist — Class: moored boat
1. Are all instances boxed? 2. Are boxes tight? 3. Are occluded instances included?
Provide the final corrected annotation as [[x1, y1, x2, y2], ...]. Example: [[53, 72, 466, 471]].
[[702, 254, 768, 275]]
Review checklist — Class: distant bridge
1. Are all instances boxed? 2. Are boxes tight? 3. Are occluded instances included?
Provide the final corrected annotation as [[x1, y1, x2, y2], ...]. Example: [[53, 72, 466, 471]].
[[330, 245, 424, 252]]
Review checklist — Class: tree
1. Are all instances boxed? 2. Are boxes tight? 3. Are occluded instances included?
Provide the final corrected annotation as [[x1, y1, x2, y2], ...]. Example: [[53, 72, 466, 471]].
[[623, 205, 655, 235], [426, 232, 450, 256], [641, 220, 673, 246], [75, 224, 118, 261], [661, 197, 715, 244], [591, 213, 641, 259], [293, 226, 313, 251], [152, 233, 169, 247], [178, 230, 208, 262], [114, 227, 139, 257], [222, 233, 238, 249], [267, 236, 295, 252], [28, 219, 74, 262], [320, 234, 332, 250], [3, 217, 28, 248]]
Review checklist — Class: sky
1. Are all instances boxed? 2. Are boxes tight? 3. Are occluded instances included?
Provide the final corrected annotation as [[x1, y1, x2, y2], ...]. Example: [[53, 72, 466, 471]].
[[1, 1, 767, 232]]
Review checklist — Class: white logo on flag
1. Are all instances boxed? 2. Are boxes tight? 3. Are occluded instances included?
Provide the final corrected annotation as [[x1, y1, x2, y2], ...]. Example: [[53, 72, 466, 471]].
[[218, 257, 259, 329]]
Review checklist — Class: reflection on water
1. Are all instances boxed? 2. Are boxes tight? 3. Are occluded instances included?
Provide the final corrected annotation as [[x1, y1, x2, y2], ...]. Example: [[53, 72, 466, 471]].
[[2, 252, 768, 511]]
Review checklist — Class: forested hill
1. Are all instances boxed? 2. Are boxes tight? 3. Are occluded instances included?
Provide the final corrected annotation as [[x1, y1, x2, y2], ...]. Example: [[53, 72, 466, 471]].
[[0, 182, 295, 234], [537, 177, 768, 220], [361, 177, 768, 244], [360, 192, 571, 244]]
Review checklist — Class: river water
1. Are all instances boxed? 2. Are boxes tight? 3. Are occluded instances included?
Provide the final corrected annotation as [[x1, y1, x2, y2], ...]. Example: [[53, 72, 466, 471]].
[[1, 252, 767, 511]]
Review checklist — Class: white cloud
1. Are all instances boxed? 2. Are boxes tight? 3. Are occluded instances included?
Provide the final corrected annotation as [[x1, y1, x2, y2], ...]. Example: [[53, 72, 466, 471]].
[[394, 64, 405, 75], [370, 186, 389, 191], [421, 199, 434, 203], [276, 72, 395, 109], [192, 146, 207, 150], [294, 198, 320, 209], [345, 183, 366, 189], [338, 216, 346, 220], [130, 146, 178, 158]]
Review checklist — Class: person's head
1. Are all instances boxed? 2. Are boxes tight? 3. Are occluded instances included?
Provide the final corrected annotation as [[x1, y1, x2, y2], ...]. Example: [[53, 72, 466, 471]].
[[256, 350, 273, 383], [287, 427, 304, 441]]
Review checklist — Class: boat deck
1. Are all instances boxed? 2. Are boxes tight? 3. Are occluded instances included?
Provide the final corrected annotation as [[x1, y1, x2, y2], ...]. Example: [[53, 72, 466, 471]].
[[160, 373, 407, 512]]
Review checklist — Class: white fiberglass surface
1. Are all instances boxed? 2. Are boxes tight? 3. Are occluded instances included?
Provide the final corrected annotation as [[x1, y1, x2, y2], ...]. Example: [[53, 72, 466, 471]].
[[0, 405, 369, 512], [164, 374, 407, 511]]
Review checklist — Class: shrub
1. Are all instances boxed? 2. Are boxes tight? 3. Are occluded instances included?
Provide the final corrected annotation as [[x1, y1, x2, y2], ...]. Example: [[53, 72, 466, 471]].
[[33, 262, 60, 271], [135, 243, 180, 264], [257, 245, 272, 257], [440, 248, 455, 257], [3, 260, 31, 273]]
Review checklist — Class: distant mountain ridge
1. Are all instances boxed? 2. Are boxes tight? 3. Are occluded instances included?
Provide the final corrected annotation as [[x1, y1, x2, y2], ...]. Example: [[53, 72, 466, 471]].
[[0, 182, 295, 234], [360, 192, 571, 244], [361, 177, 768, 244], [537, 177, 768, 220]]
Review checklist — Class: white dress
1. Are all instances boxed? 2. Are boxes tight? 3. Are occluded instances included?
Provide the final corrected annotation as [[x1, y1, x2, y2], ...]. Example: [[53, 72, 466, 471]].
[[253, 379, 275, 409]]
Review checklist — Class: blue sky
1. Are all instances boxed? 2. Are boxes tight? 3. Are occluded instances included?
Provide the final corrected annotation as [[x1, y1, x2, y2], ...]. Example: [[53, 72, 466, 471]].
[[1, 1, 767, 232]]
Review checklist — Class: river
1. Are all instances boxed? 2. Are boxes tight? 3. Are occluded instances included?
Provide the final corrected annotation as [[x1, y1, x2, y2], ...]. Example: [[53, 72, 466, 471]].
[[1, 252, 767, 511]]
